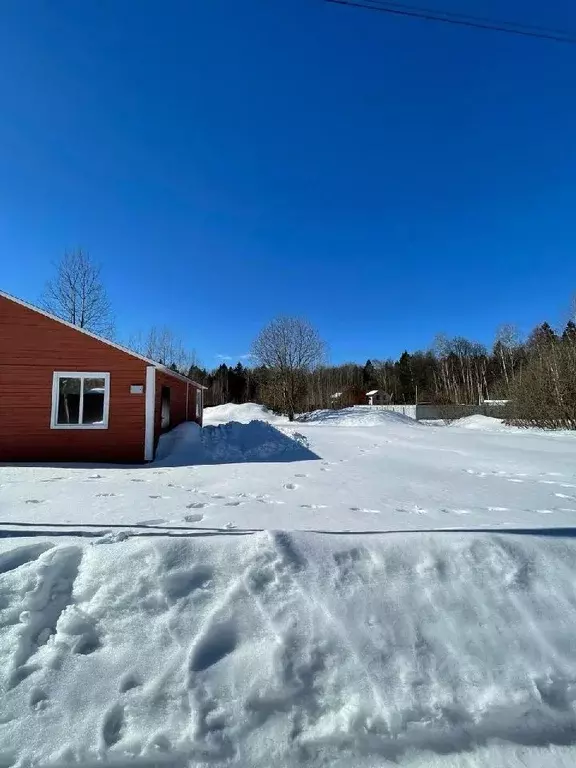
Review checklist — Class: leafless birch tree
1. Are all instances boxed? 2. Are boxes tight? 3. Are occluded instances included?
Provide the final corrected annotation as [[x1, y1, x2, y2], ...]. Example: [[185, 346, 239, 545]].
[[40, 249, 114, 337], [129, 326, 197, 375]]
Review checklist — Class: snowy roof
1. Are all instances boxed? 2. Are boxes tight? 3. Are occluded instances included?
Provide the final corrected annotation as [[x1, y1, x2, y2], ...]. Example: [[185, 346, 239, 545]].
[[0, 290, 207, 389], [366, 390, 382, 396]]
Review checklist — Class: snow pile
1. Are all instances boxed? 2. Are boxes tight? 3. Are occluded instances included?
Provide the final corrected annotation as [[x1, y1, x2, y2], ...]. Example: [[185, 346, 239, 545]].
[[204, 402, 288, 426], [155, 421, 317, 466], [446, 415, 514, 431], [154, 421, 202, 463], [3, 531, 576, 766], [297, 406, 418, 427], [199, 422, 317, 464]]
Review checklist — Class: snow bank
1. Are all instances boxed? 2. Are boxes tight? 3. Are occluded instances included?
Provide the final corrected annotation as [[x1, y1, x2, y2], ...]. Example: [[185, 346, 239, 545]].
[[297, 406, 418, 427], [156, 421, 318, 466], [447, 415, 514, 431], [3, 531, 576, 766], [204, 403, 288, 426]]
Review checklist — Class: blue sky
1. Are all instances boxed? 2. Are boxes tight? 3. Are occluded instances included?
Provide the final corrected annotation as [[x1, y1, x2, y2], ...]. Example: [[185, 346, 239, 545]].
[[1, 0, 576, 366]]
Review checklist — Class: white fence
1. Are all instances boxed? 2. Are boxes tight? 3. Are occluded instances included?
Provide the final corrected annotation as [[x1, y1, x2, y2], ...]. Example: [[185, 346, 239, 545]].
[[353, 403, 509, 421]]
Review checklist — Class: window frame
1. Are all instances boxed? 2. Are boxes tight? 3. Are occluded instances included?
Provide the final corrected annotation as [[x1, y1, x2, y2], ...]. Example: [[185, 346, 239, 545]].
[[196, 387, 203, 419], [50, 372, 111, 430]]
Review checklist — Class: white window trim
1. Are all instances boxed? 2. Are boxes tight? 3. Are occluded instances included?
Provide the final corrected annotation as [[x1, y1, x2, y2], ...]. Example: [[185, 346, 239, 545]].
[[196, 387, 203, 419], [50, 372, 111, 430]]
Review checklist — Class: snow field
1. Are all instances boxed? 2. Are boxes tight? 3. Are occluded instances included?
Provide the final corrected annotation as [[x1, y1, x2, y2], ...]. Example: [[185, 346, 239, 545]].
[[3, 531, 576, 766], [1, 404, 575, 533], [2, 402, 576, 765]]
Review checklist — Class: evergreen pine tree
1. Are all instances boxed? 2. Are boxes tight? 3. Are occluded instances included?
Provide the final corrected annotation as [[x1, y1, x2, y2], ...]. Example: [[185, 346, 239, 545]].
[[562, 320, 576, 345]]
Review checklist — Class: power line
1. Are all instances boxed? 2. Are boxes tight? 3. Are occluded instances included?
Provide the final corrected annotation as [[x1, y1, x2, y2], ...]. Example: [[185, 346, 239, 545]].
[[357, 0, 575, 37], [324, 0, 576, 44]]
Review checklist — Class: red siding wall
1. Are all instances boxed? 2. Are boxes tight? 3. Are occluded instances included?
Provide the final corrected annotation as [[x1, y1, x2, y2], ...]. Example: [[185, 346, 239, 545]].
[[0, 296, 149, 463], [154, 371, 203, 450]]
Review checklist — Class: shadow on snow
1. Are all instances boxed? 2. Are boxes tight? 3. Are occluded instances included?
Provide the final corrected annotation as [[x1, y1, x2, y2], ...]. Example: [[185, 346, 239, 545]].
[[0, 421, 321, 470], [155, 421, 321, 466]]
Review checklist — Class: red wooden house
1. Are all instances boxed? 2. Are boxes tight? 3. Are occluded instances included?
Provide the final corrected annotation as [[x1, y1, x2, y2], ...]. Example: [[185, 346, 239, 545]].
[[0, 290, 205, 463]]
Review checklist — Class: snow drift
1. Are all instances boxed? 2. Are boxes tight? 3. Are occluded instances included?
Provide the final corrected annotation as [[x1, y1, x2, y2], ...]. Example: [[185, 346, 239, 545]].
[[155, 421, 319, 466], [297, 406, 419, 427], [3, 531, 576, 766], [204, 403, 288, 426]]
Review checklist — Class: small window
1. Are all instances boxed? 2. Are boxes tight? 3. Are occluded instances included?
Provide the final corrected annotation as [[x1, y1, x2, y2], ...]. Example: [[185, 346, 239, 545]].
[[51, 372, 110, 429], [196, 387, 202, 418]]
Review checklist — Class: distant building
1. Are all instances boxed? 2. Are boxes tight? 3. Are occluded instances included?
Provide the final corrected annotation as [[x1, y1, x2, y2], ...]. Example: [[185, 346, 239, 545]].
[[366, 389, 390, 406], [331, 387, 366, 408]]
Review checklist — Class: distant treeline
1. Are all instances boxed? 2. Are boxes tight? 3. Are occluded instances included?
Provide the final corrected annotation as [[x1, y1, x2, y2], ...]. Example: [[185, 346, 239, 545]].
[[187, 320, 576, 429]]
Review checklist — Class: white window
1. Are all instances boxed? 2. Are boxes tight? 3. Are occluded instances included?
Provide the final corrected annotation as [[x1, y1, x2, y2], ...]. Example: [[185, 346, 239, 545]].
[[196, 387, 202, 418], [51, 372, 110, 429]]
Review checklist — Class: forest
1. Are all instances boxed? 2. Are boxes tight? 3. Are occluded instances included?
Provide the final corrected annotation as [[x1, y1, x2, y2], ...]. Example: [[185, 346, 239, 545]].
[[188, 320, 576, 429]]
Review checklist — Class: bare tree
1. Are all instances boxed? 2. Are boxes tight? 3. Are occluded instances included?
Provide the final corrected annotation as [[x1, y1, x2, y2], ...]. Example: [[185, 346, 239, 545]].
[[40, 249, 114, 337], [251, 316, 326, 420], [494, 323, 520, 390], [129, 326, 197, 375]]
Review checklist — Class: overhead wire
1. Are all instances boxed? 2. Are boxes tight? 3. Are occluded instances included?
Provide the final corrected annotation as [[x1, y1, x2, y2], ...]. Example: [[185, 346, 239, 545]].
[[324, 0, 576, 44]]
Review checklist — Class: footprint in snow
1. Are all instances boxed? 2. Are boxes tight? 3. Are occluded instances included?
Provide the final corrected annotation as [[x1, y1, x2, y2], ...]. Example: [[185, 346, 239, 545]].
[[488, 506, 509, 512], [186, 502, 208, 509], [506, 478, 524, 484], [96, 493, 118, 498], [29, 687, 49, 711], [225, 501, 244, 507], [149, 494, 170, 500], [294, 473, 308, 478], [41, 477, 65, 483], [184, 513, 204, 523], [130, 478, 146, 483], [300, 504, 328, 510], [555, 493, 576, 500], [101, 703, 124, 747], [119, 672, 141, 693], [25, 499, 44, 505], [136, 518, 166, 526], [351, 506, 381, 514], [395, 506, 427, 515], [283, 483, 298, 491]]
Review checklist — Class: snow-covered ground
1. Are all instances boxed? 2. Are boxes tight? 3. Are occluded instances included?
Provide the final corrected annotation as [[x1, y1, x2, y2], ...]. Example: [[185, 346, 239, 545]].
[[1, 403, 576, 766], [1, 404, 575, 532]]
